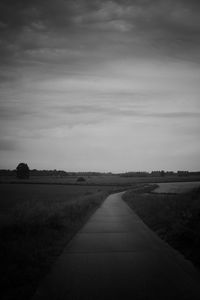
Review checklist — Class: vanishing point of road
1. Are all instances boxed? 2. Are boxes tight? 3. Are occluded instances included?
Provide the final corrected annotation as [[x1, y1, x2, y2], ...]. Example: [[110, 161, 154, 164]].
[[33, 192, 200, 300]]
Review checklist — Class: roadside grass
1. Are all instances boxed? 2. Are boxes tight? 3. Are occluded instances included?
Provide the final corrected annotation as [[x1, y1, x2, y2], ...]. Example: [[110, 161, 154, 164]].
[[0, 184, 124, 300], [123, 185, 200, 269]]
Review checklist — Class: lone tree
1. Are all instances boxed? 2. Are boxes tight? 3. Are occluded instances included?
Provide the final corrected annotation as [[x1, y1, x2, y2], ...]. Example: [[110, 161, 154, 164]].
[[16, 163, 30, 179]]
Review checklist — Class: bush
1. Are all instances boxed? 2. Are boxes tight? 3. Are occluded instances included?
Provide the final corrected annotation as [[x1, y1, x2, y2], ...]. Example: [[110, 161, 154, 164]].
[[77, 177, 86, 182]]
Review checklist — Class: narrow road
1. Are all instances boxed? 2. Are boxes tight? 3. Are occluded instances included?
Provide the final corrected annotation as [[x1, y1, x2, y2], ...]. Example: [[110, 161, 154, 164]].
[[33, 192, 200, 300]]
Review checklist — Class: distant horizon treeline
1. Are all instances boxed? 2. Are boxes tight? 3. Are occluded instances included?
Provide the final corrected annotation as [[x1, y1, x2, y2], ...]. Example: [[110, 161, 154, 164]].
[[0, 169, 200, 177], [0, 168, 108, 177]]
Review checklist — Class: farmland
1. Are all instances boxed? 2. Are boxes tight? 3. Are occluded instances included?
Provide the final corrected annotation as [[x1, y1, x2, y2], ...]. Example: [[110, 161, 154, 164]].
[[1, 177, 200, 300], [154, 181, 200, 194], [1, 173, 200, 186], [0, 183, 124, 300], [123, 183, 200, 270]]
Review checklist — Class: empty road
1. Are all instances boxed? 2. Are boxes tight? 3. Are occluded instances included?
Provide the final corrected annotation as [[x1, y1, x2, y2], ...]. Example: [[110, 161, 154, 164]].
[[33, 192, 200, 300]]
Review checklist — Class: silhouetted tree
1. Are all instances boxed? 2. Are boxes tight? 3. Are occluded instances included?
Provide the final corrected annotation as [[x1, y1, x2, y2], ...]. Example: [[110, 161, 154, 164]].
[[16, 163, 30, 179], [77, 176, 86, 182]]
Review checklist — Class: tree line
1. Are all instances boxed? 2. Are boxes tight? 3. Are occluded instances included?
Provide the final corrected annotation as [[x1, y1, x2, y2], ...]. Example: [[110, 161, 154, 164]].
[[0, 163, 200, 179]]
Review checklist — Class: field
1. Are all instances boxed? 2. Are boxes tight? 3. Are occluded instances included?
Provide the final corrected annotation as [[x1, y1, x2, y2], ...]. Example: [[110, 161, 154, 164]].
[[154, 181, 200, 194], [1, 173, 200, 186], [0, 183, 125, 300], [1, 177, 200, 300], [123, 183, 200, 269]]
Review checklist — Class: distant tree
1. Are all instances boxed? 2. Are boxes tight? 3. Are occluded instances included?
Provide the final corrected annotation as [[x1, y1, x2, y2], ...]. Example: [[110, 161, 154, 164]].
[[160, 170, 165, 177], [77, 176, 86, 182], [16, 163, 30, 179]]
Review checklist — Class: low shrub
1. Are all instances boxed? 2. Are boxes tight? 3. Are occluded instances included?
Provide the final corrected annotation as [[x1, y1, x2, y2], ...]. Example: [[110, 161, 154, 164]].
[[76, 177, 86, 182]]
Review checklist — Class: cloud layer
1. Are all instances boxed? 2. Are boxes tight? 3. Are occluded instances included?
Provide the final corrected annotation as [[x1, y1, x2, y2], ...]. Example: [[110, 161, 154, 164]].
[[0, 0, 200, 171]]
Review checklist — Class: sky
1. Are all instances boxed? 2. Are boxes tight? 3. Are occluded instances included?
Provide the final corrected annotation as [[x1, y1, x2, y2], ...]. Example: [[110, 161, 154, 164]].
[[0, 0, 200, 172]]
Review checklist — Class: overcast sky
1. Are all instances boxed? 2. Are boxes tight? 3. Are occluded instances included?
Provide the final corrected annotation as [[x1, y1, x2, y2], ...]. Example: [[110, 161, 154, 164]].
[[0, 0, 200, 172]]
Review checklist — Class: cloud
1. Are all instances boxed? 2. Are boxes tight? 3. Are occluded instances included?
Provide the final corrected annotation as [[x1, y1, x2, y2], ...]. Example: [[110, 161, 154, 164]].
[[52, 103, 200, 119], [0, 138, 17, 151], [88, 19, 132, 32], [0, 102, 37, 121], [0, 0, 200, 65], [0, 0, 200, 170], [145, 111, 200, 119], [73, 1, 133, 31]]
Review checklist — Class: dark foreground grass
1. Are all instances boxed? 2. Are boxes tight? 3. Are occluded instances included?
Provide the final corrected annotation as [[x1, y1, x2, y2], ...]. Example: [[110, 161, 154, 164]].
[[0, 184, 124, 300], [123, 185, 200, 269]]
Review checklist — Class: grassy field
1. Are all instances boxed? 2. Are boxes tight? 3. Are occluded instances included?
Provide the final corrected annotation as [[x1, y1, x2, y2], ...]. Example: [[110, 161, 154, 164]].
[[154, 181, 200, 194], [123, 184, 200, 269], [1, 178, 200, 300], [1, 174, 200, 185], [0, 184, 125, 300]]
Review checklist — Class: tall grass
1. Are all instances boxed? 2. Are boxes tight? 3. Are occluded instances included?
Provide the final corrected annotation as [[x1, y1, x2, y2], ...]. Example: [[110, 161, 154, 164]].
[[0, 184, 121, 300], [123, 186, 200, 269]]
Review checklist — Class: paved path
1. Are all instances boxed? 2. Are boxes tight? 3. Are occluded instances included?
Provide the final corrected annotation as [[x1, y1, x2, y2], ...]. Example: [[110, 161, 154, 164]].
[[33, 192, 200, 300]]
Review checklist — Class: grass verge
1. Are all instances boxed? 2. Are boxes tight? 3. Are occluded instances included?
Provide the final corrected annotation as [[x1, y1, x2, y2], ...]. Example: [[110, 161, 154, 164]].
[[123, 185, 200, 269], [0, 185, 124, 300]]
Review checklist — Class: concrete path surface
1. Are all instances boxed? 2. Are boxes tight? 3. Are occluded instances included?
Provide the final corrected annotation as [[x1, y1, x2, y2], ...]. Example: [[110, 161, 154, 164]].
[[33, 192, 200, 300]]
